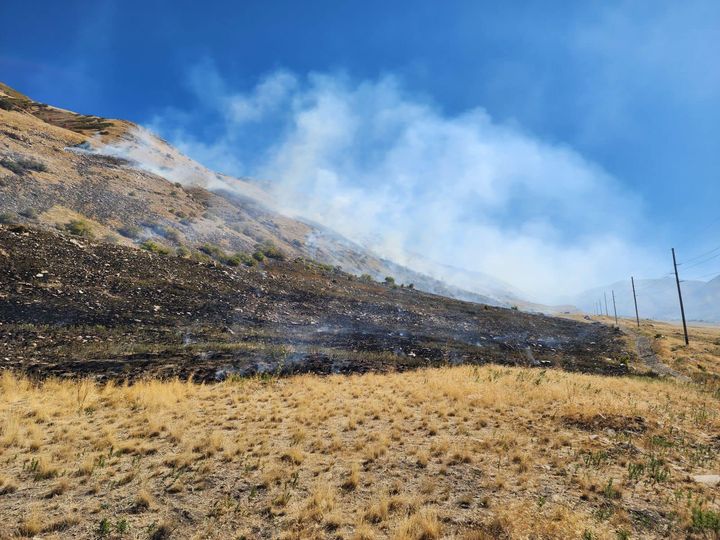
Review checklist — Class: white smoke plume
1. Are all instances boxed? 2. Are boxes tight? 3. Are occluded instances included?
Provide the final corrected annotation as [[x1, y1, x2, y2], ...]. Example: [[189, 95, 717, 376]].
[[138, 67, 661, 304]]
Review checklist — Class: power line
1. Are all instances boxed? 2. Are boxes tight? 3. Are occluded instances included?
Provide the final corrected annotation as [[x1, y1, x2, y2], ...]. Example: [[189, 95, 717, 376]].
[[679, 244, 720, 265], [685, 268, 720, 281], [680, 250, 720, 271]]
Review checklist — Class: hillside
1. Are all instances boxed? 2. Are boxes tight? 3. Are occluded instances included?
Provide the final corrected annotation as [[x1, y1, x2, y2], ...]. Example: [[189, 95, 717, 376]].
[[0, 82, 512, 308], [0, 224, 628, 380]]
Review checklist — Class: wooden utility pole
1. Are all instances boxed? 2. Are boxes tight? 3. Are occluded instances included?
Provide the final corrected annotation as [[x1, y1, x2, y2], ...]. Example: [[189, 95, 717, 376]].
[[672, 248, 690, 345], [604, 292, 609, 317], [631, 276, 640, 328], [611, 290, 618, 326]]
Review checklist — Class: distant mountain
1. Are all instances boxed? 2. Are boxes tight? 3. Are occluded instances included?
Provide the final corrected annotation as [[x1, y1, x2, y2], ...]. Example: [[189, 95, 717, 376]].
[[573, 276, 720, 322]]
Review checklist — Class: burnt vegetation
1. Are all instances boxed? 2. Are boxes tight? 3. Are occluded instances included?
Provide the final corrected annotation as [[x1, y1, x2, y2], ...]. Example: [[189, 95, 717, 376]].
[[0, 224, 630, 382]]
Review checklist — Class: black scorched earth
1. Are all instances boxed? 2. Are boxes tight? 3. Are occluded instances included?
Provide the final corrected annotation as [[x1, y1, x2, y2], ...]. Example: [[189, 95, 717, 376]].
[[0, 225, 630, 381]]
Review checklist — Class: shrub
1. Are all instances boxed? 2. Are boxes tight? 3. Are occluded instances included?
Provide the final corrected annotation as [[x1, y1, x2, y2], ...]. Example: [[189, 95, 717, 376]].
[[359, 274, 374, 283], [160, 227, 180, 243], [141, 240, 171, 255], [224, 254, 242, 267], [384, 276, 396, 286], [0, 212, 17, 224], [257, 241, 285, 260], [189, 250, 214, 264], [0, 154, 47, 175], [226, 252, 256, 267], [19, 156, 47, 172], [117, 225, 141, 239], [199, 244, 225, 259], [176, 246, 191, 258], [19, 208, 38, 219], [0, 158, 23, 175], [65, 220, 94, 238], [252, 250, 266, 262], [691, 506, 720, 534]]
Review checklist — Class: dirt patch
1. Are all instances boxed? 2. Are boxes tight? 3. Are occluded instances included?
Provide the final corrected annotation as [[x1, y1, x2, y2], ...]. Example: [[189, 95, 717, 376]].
[[562, 413, 649, 434]]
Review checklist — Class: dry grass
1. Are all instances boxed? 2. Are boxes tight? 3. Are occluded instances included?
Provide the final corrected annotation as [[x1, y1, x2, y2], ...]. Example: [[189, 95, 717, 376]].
[[586, 315, 720, 392], [0, 365, 719, 539], [642, 319, 720, 391]]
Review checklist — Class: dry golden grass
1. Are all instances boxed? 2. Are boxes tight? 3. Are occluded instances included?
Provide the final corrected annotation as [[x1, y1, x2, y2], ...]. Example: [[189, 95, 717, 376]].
[[643, 320, 720, 389], [593, 314, 720, 395], [0, 365, 719, 539]]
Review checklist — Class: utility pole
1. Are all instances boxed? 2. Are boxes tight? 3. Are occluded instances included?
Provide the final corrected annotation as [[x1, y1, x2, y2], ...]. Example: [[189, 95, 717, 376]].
[[611, 290, 618, 327], [631, 276, 640, 328], [604, 292, 609, 317], [672, 248, 690, 345]]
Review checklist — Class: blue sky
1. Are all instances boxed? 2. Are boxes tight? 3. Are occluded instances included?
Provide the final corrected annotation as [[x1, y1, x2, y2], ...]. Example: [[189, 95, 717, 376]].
[[2, 1, 719, 299]]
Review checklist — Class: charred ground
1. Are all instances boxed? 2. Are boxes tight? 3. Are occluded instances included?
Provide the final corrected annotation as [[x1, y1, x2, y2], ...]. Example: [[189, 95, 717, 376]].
[[0, 225, 630, 381]]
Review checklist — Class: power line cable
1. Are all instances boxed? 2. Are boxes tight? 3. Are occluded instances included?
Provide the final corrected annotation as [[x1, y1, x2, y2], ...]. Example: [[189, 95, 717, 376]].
[[679, 244, 720, 265], [680, 250, 720, 271], [685, 268, 720, 281]]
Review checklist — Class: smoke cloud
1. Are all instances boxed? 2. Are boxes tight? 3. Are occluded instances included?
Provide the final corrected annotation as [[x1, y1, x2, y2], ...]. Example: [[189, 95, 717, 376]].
[[146, 66, 661, 304]]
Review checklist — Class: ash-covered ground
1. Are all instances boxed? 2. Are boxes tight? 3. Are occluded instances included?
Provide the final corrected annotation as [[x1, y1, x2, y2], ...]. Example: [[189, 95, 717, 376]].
[[0, 225, 631, 381]]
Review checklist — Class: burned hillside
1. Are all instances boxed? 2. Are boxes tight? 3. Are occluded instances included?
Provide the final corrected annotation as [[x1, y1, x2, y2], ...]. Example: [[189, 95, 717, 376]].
[[0, 225, 630, 381]]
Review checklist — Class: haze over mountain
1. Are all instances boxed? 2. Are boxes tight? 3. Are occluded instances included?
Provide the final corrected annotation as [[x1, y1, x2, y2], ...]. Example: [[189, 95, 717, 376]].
[[575, 275, 720, 323]]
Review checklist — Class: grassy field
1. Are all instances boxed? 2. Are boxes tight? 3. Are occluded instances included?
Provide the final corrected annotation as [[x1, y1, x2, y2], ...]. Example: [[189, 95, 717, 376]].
[[592, 315, 720, 396], [1, 362, 719, 539]]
